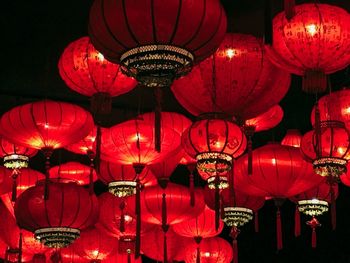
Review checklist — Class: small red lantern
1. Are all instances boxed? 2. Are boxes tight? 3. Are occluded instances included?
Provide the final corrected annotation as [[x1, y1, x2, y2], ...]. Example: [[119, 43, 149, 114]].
[[72, 227, 119, 262], [99, 161, 156, 197], [14, 180, 99, 248], [171, 33, 290, 120], [300, 121, 350, 178], [58, 36, 137, 114], [281, 129, 302, 148], [184, 237, 233, 263], [49, 162, 97, 186], [88, 0, 227, 88], [244, 105, 284, 133], [266, 3, 350, 93]]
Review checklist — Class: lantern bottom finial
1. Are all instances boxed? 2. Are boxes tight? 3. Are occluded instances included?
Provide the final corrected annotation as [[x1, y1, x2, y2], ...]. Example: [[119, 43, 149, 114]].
[[223, 207, 253, 227], [108, 181, 137, 197], [313, 157, 347, 178], [35, 227, 80, 248], [298, 199, 328, 217], [4, 154, 29, 169], [120, 44, 194, 88]]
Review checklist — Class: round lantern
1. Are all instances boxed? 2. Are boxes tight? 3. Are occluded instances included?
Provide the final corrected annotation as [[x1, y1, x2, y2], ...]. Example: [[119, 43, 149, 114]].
[[184, 237, 233, 263], [266, 3, 350, 93], [14, 180, 99, 248], [281, 129, 302, 148], [0, 136, 37, 170], [99, 161, 156, 197], [300, 121, 350, 179], [88, 0, 227, 88], [182, 115, 247, 190], [49, 162, 97, 186], [72, 227, 118, 262], [58, 36, 137, 114], [65, 126, 97, 156], [171, 33, 290, 120]]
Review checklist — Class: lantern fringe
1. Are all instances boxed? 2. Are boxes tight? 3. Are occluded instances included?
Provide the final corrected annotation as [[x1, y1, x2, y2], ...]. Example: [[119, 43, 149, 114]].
[[95, 126, 102, 173], [294, 207, 301, 237], [254, 211, 259, 233], [43, 149, 53, 200], [312, 228, 317, 248], [264, 0, 273, 45], [120, 200, 126, 233], [190, 172, 195, 207], [154, 88, 162, 153], [276, 209, 283, 250], [302, 71, 327, 94], [11, 169, 19, 202], [284, 0, 295, 20]]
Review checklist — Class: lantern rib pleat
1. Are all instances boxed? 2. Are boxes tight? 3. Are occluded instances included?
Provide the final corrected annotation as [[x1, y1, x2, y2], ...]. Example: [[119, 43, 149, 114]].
[[121, 0, 140, 45]]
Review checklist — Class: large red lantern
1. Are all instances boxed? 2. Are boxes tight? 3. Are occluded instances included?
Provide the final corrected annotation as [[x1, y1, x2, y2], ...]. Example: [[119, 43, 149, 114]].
[[14, 180, 99, 248], [184, 237, 233, 263], [300, 121, 350, 179], [58, 36, 137, 114], [72, 227, 118, 262], [171, 33, 290, 120], [266, 3, 350, 93], [88, 0, 227, 88]]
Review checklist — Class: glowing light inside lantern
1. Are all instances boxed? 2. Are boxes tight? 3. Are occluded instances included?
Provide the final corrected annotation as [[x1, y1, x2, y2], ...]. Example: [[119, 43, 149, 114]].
[[44, 123, 49, 129], [124, 214, 133, 223], [342, 107, 350, 115], [97, 52, 105, 61], [204, 252, 211, 257], [271, 158, 276, 165], [225, 48, 236, 59], [338, 147, 345, 155], [306, 24, 317, 36], [92, 250, 99, 257]]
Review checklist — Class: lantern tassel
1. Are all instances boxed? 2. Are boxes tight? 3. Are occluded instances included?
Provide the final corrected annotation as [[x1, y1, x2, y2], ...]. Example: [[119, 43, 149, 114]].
[[302, 70, 327, 94], [190, 172, 195, 207], [43, 149, 52, 200], [154, 87, 162, 153], [312, 228, 317, 248], [264, 0, 272, 45], [163, 232, 168, 263], [307, 217, 320, 248], [135, 179, 141, 258], [95, 126, 102, 173], [331, 185, 336, 230], [127, 251, 131, 263], [294, 207, 301, 237], [88, 153, 95, 195], [254, 211, 259, 233], [91, 92, 112, 115], [196, 246, 201, 263], [120, 200, 126, 233], [215, 174, 220, 231], [230, 227, 240, 263], [284, 0, 295, 20], [276, 209, 283, 250], [11, 170, 19, 202]]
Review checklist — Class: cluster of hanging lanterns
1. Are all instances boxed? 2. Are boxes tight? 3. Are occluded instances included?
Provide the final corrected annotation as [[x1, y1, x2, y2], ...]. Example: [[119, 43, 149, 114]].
[[0, 1, 350, 262]]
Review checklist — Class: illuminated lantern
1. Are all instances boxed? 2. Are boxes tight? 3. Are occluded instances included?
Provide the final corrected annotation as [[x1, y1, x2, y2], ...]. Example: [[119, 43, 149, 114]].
[[65, 126, 97, 156], [0, 100, 94, 198], [58, 36, 137, 114], [290, 182, 338, 247], [300, 121, 350, 179], [171, 33, 290, 120], [141, 226, 192, 262], [281, 129, 302, 148], [14, 180, 99, 248], [99, 161, 156, 197], [182, 115, 247, 190], [266, 3, 350, 93], [184, 237, 233, 263], [49, 162, 97, 186], [72, 227, 118, 262], [89, 0, 227, 88], [234, 143, 324, 249]]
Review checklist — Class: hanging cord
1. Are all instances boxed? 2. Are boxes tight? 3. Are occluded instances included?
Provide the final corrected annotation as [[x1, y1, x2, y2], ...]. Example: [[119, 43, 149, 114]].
[[43, 148, 53, 200], [11, 169, 19, 202]]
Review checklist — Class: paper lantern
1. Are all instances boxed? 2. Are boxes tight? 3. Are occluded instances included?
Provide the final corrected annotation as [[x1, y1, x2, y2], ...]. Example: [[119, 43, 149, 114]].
[[89, 0, 227, 88], [14, 180, 99, 248], [65, 126, 97, 156], [244, 105, 283, 133], [58, 36, 137, 114], [266, 3, 350, 93], [171, 33, 290, 120], [281, 129, 302, 148]]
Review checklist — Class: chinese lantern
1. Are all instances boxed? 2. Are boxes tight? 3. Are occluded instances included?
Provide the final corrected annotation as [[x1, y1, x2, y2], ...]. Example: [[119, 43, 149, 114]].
[[14, 180, 99, 248], [49, 162, 97, 186], [184, 237, 233, 263], [58, 36, 137, 115], [300, 121, 350, 179], [65, 126, 97, 156], [266, 3, 350, 93], [281, 129, 302, 148], [290, 181, 338, 247], [88, 0, 227, 88], [72, 227, 118, 262], [0, 100, 94, 198], [171, 33, 290, 120], [99, 161, 156, 197]]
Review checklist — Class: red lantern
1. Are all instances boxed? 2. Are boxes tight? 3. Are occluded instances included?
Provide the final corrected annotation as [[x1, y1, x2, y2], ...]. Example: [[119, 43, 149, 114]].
[[65, 126, 97, 156], [182, 115, 247, 189], [281, 129, 302, 148], [244, 105, 283, 133], [58, 36, 137, 114], [49, 162, 97, 186], [88, 0, 227, 88], [99, 161, 156, 197], [184, 237, 233, 263], [72, 227, 118, 262], [14, 180, 99, 248], [266, 3, 350, 93], [171, 33, 290, 120], [300, 121, 350, 178]]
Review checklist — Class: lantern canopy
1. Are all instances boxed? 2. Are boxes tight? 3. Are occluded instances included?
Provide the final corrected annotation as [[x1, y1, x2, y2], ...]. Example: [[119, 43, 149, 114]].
[[266, 3, 350, 93], [88, 0, 227, 88]]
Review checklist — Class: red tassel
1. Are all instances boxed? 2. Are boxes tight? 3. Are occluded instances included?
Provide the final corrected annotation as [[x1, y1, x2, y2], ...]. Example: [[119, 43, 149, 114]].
[[11, 170, 19, 202], [190, 172, 195, 207], [162, 193, 167, 231], [154, 88, 162, 152], [43, 149, 52, 200], [196, 246, 201, 263], [294, 207, 301, 237], [276, 209, 283, 250], [95, 126, 102, 173], [88, 157, 95, 195], [232, 239, 238, 263], [330, 186, 336, 230], [215, 175, 220, 231], [254, 211, 259, 233], [119, 201, 126, 233], [284, 0, 295, 20], [312, 228, 317, 248], [135, 180, 141, 258], [163, 232, 168, 263], [314, 102, 322, 159]]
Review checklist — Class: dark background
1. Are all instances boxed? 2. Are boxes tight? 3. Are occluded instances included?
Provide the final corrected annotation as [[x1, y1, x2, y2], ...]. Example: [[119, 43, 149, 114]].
[[2, 1, 350, 262]]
